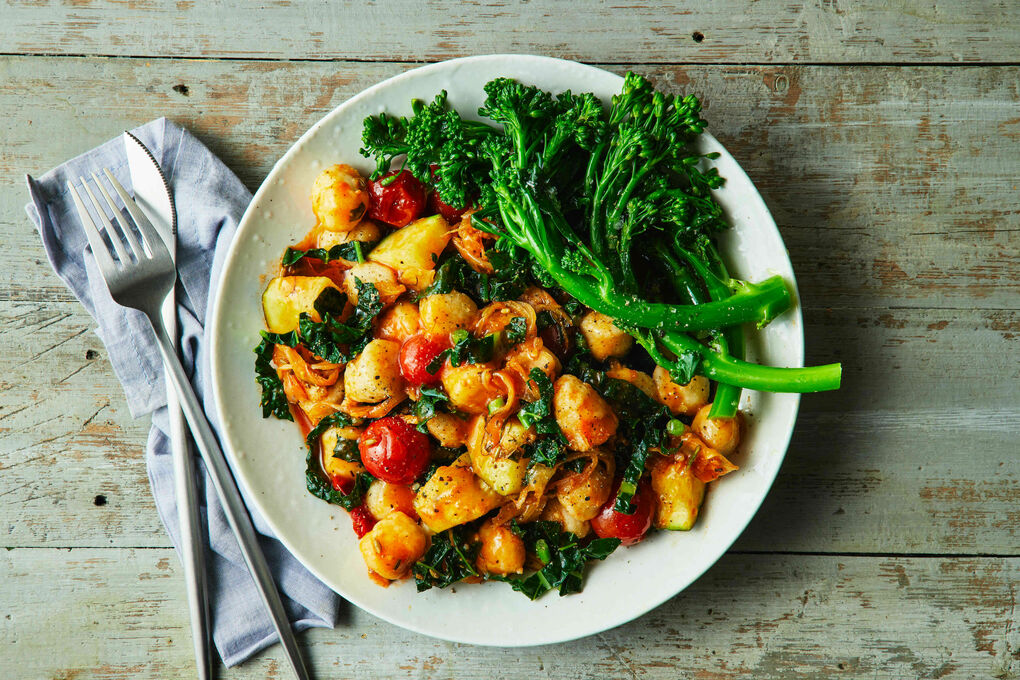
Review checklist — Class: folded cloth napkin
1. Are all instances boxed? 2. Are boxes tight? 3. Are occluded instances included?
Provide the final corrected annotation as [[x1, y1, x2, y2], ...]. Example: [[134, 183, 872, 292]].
[[25, 117, 340, 666]]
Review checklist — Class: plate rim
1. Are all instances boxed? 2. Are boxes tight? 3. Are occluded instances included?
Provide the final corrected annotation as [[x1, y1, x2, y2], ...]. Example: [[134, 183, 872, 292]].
[[207, 54, 803, 646]]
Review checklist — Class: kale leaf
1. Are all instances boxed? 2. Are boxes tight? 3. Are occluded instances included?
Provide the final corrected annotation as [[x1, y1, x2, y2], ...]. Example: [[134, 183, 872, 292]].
[[517, 368, 569, 469], [517, 368, 557, 433], [412, 385, 451, 433], [295, 279, 383, 363], [503, 316, 528, 347], [282, 240, 376, 266], [416, 240, 532, 305], [253, 330, 299, 420], [523, 435, 567, 469], [598, 377, 674, 513], [426, 332, 496, 374], [500, 521, 620, 599], [412, 526, 481, 592], [303, 411, 373, 510]]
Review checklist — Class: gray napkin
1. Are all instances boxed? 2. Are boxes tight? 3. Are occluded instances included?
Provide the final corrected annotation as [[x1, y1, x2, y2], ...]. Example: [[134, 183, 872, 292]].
[[25, 117, 340, 667]]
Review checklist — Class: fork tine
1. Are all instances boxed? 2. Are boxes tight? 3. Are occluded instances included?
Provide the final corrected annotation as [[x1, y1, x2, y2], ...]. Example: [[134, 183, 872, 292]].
[[67, 180, 119, 276], [80, 176, 132, 264], [91, 171, 145, 262], [102, 169, 164, 260]]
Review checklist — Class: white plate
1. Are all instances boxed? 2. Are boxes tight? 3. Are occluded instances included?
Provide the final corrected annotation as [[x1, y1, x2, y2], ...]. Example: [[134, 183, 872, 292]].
[[208, 55, 803, 647]]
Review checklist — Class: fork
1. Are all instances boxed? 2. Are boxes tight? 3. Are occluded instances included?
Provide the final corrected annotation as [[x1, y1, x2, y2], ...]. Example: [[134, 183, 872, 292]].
[[68, 170, 311, 680]]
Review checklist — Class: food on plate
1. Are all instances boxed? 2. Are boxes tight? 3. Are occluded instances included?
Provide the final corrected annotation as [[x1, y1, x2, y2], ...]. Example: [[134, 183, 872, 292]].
[[253, 72, 841, 598]]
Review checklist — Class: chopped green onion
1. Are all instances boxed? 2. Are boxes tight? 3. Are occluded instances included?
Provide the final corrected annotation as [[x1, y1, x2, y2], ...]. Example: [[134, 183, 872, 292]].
[[666, 419, 685, 436], [353, 240, 365, 263], [618, 480, 638, 498], [487, 397, 506, 414], [450, 329, 470, 344], [535, 538, 552, 565]]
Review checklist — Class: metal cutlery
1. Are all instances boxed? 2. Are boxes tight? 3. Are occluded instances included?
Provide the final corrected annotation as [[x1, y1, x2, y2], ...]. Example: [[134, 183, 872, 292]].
[[68, 169, 311, 680], [123, 131, 212, 680]]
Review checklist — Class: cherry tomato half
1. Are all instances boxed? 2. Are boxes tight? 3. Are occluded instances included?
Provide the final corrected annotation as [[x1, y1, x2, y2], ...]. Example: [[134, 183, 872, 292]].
[[358, 417, 432, 485], [367, 170, 426, 227], [591, 478, 654, 546], [399, 333, 450, 386], [349, 505, 377, 539], [331, 475, 353, 494], [428, 189, 466, 223]]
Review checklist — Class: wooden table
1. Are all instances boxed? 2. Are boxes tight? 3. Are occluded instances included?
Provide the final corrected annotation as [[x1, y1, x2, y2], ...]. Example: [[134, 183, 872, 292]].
[[2, 3, 1017, 678]]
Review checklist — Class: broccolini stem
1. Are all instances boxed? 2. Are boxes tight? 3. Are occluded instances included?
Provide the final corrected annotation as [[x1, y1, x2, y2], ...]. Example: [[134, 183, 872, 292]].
[[671, 243, 744, 418], [533, 242, 792, 331], [656, 247, 707, 305], [659, 332, 842, 393], [708, 336, 743, 417]]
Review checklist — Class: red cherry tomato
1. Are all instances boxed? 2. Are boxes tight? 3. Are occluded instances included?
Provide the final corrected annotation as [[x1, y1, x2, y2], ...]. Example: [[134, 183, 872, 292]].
[[358, 417, 432, 484], [428, 190, 466, 222], [349, 505, 376, 538], [591, 478, 654, 546], [331, 475, 353, 494], [367, 170, 426, 227], [399, 333, 450, 386]]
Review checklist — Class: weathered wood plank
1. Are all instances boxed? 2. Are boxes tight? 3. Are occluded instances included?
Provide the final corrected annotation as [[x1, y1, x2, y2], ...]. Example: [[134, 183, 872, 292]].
[[2, 58, 1017, 309], [3, 0, 1020, 64], [2, 300, 1016, 553], [1, 548, 1015, 679]]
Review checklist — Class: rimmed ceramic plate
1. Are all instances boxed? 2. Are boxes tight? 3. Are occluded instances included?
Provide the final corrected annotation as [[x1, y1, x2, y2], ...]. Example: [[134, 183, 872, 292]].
[[208, 54, 803, 646]]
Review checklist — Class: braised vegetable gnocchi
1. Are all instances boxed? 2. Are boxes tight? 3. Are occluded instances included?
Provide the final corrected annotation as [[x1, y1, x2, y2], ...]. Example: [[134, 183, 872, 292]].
[[255, 153, 744, 597]]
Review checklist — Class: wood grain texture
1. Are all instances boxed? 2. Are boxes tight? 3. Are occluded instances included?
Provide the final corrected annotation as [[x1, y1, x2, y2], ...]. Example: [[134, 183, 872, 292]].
[[2, 0, 1020, 64], [1, 548, 1016, 679], [2, 14, 1019, 676], [2, 300, 1016, 553], [2, 58, 1017, 310]]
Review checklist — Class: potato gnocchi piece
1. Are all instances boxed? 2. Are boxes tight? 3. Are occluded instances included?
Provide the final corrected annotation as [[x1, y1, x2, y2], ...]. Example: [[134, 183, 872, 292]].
[[475, 520, 526, 576], [540, 497, 591, 538], [358, 511, 428, 580], [419, 291, 478, 336], [654, 367, 709, 417], [374, 300, 421, 344], [413, 454, 505, 533], [691, 404, 742, 455], [553, 374, 618, 451], [441, 364, 500, 415], [649, 452, 706, 531], [344, 339, 404, 404], [311, 164, 369, 233], [365, 480, 418, 521], [606, 362, 656, 400], [425, 412, 472, 449], [578, 310, 633, 361], [316, 220, 381, 250], [319, 425, 365, 483], [504, 337, 560, 400], [344, 261, 406, 305], [673, 431, 739, 483], [557, 449, 615, 522]]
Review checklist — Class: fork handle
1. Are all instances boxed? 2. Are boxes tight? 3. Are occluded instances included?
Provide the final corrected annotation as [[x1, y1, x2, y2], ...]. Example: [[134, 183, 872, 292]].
[[147, 313, 311, 680], [172, 411, 212, 680]]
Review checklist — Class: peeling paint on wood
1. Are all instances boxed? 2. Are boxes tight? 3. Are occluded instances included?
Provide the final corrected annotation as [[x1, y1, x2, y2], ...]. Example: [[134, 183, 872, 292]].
[[2, 59, 1017, 309], [1, 9, 1019, 677], [1, 1, 1019, 64], [0, 549, 1016, 679]]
